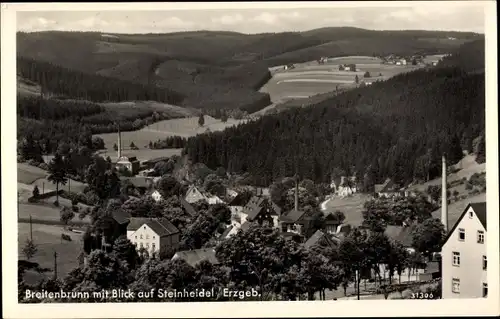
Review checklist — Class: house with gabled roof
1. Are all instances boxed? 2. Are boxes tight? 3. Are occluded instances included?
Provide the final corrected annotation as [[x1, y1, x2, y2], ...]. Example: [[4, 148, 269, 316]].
[[127, 217, 180, 257], [374, 178, 402, 198], [441, 202, 487, 299], [185, 185, 224, 205], [179, 196, 197, 218], [303, 229, 340, 250], [243, 196, 280, 228]]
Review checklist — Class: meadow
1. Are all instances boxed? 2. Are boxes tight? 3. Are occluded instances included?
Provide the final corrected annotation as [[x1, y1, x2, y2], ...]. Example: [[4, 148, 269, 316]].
[[322, 193, 372, 226], [18, 223, 83, 284], [95, 115, 248, 156], [260, 56, 424, 104]]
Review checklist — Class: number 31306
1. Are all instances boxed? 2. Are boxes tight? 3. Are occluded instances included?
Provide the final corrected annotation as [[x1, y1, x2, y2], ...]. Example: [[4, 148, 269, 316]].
[[411, 292, 434, 299]]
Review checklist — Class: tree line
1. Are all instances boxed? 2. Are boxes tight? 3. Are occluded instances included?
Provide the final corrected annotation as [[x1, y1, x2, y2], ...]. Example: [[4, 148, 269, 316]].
[[17, 56, 184, 104], [183, 67, 485, 188]]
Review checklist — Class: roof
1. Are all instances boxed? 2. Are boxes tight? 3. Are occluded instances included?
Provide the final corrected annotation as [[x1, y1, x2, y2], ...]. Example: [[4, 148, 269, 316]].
[[243, 196, 266, 221], [228, 193, 252, 207], [220, 225, 234, 239], [128, 217, 179, 237], [374, 178, 399, 193], [280, 209, 307, 223], [425, 261, 440, 274], [271, 201, 282, 216], [442, 201, 487, 245], [120, 177, 152, 189], [431, 194, 486, 233], [240, 221, 252, 232], [384, 225, 415, 247], [112, 209, 131, 225], [173, 248, 219, 267], [470, 202, 487, 230], [180, 197, 197, 217]]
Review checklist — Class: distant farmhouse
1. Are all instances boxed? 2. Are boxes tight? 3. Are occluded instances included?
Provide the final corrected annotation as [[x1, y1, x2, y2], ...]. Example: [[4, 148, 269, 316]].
[[374, 178, 402, 198], [330, 176, 357, 197]]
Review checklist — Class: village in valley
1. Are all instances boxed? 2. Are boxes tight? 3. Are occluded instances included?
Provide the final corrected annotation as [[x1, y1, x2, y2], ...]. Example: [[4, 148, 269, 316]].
[[14, 7, 488, 304]]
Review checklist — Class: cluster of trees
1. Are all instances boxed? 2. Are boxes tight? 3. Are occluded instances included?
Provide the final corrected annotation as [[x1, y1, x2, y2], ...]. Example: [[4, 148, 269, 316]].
[[361, 196, 438, 232], [184, 66, 485, 188], [19, 220, 442, 303], [149, 136, 187, 149], [17, 57, 184, 104]]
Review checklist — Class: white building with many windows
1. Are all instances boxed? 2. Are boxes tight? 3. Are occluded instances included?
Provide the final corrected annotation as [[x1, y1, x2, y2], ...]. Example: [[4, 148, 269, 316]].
[[441, 202, 487, 299], [127, 217, 180, 257]]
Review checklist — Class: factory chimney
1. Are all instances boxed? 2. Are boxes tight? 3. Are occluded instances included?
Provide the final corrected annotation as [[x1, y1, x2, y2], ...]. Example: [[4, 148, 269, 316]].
[[117, 124, 122, 159], [441, 154, 448, 232], [294, 174, 299, 211]]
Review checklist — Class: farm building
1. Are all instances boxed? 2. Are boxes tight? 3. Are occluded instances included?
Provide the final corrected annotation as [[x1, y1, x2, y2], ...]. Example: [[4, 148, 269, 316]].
[[243, 196, 280, 228], [185, 185, 224, 205], [374, 178, 402, 198]]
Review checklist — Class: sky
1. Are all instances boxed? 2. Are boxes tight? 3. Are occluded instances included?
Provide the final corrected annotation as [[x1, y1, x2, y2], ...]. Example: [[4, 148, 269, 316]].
[[15, 2, 486, 34]]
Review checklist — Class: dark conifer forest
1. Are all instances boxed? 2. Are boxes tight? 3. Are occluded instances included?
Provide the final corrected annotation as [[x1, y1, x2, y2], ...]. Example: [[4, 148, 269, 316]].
[[184, 66, 485, 188]]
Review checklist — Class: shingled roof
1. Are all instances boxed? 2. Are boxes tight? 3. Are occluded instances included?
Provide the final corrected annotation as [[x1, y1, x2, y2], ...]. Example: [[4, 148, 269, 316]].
[[128, 217, 179, 237], [173, 248, 219, 267], [243, 196, 268, 221], [303, 230, 339, 249], [180, 197, 197, 217], [280, 209, 307, 223], [442, 201, 487, 245], [112, 209, 131, 225]]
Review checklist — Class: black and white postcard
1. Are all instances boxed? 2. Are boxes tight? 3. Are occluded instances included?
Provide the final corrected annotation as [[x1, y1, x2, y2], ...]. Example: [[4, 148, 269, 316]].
[[2, 1, 498, 318]]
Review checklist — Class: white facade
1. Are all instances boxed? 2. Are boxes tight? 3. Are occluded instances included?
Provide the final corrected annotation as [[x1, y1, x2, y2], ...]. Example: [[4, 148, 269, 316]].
[[207, 196, 224, 205], [441, 205, 487, 299], [230, 207, 248, 226], [127, 223, 161, 256], [151, 190, 163, 202], [185, 186, 206, 203]]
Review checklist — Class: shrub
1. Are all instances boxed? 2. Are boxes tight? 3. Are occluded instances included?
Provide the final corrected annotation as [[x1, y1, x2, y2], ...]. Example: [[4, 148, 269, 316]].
[[61, 234, 72, 242], [53, 200, 59, 207], [27, 159, 39, 166], [38, 163, 49, 170]]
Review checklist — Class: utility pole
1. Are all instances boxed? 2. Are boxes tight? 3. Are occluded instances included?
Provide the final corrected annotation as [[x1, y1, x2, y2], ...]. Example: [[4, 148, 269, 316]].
[[30, 215, 33, 241], [53, 251, 58, 280]]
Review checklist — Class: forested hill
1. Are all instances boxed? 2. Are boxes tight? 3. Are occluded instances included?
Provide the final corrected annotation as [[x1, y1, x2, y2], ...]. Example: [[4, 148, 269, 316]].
[[438, 39, 485, 72], [17, 28, 481, 113], [184, 66, 485, 188]]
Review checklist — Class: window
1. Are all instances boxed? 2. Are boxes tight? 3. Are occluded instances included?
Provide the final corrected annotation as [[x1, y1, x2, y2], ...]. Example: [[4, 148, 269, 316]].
[[153, 236, 155, 239], [135, 236, 137, 239], [152, 243, 156, 251], [144, 226, 146, 229], [458, 228, 465, 241], [469, 211, 473, 218], [452, 252, 460, 266], [482, 283, 488, 297], [146, 243, 150, 248], [452, 278, 460, 293], [477, 230, 485, 244], [140, 235, 143, 239], [483, 256, 487, 270]]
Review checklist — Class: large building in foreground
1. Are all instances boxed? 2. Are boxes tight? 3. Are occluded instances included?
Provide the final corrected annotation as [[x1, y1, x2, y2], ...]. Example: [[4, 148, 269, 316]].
[[440, 155, 487, 299], [441, 202, 487, 299]]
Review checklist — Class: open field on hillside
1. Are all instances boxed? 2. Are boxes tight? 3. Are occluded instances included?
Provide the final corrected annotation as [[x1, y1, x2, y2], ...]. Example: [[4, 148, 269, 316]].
[[407, 155, 486, 193], [260, 56, 424, 103], [431, 192, 486, 228], [18, 163, 88, 194], [95, 115, 248, 152], [17, 164, 47, 184], [18, 223, 83, 283], [322, 193, 372, 226], [18, 203, 92, 225], [97, 148, 183, 163]]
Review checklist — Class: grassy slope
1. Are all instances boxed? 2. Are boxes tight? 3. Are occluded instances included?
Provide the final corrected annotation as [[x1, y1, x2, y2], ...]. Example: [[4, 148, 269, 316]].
[[18, 223, 83, 284]]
